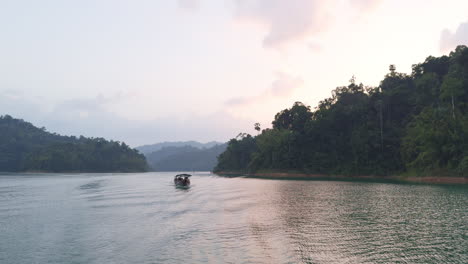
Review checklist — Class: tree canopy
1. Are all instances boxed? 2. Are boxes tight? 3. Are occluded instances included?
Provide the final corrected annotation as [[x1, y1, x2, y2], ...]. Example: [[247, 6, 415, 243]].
[[0, 115, 148, 172], [215, 45, 468, 177]]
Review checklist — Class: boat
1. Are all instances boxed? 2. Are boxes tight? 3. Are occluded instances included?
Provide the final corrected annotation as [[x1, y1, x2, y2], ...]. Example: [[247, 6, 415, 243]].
[[174, 174, 191, 187]]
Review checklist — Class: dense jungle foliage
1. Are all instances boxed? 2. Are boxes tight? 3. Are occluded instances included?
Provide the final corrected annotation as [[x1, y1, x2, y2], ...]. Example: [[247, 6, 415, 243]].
[[215, 46, 468, 177], [0, 115, 148, 172]]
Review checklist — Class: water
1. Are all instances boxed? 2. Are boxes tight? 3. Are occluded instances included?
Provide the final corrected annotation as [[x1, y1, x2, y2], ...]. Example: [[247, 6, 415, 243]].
[[0, 172, 467, 264]]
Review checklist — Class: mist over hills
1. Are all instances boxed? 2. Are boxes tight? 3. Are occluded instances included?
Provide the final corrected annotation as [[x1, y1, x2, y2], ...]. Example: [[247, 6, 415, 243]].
[[142, 143, 227, 172], [136, 141, 222, 155], [0, 115, 225, 173]]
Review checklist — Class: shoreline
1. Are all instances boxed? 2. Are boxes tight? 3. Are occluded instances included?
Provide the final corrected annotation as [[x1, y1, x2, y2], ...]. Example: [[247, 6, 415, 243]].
[[0, 170, 149, 174], [215, 171, 468, 185]]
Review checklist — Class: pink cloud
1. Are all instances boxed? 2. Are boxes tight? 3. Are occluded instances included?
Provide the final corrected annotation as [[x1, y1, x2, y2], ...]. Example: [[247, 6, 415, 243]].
[[349, 0, 382, 12], [440, 20, 468, 52], [233, 0, 382, 48], [226, 72, 303, 106], [234, 0, 328, 48]]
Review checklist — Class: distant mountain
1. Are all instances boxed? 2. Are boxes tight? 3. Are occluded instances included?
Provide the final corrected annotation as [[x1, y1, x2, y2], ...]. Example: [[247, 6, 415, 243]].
[[0, 115, 148, 172], [136, 141, 222, 155], [145, 143, 227, 171]]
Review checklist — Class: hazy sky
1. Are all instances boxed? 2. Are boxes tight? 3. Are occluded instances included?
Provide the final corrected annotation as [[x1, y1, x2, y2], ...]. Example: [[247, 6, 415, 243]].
[[1, 0, 468, 146]]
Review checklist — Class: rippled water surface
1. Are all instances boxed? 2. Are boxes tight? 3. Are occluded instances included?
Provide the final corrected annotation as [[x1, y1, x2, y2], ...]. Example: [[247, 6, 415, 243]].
[[0, 172, 467, 264]]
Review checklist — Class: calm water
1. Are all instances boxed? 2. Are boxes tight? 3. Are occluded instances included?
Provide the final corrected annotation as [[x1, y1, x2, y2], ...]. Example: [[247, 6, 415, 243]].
[[0, 173, 467, 264]]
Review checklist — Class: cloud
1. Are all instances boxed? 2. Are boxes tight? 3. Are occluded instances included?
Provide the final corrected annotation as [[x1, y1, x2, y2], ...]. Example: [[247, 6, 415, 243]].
[[0, 89, 46, 119], [234, 0, 328, 48], [226, 72, 303, 106], [233, 0, 381, 48], [225, 96, 253, 106], [46, 108, 253, 147], [1, 92, 255, 146], [178, 0, 200, 10], [440, 20, 468, 52], [270, 72, 303, 97], [307, 42, 323, 52], [3, 89, 22, 100], [349, 0, 382, 13], [49, 91, 130, 121]]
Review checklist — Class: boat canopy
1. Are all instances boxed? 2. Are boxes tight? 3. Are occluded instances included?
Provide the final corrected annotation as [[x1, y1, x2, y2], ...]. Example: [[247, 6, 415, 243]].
[[175, 174, 192, 178]]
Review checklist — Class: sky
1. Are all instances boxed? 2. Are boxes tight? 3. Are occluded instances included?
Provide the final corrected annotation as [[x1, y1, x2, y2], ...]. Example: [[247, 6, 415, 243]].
[[1, 0, 468, 146]]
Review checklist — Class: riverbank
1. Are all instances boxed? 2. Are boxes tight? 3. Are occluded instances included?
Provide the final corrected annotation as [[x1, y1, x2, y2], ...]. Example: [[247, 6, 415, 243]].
[[215, 171, 468, 185]]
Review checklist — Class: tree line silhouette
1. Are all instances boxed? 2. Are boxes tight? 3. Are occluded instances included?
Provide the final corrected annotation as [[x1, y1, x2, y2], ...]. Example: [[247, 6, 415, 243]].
[[215, 46, 468, 177], [0, 115, 148, 172]]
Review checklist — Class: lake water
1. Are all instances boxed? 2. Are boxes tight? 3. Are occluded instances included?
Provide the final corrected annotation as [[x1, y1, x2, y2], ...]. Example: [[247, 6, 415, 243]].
[[0, 172, 467, 264]]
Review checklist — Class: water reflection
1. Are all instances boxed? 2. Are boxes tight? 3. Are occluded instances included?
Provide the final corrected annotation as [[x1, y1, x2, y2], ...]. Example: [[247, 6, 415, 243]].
[[271, 180, 468, 263], [79, 180, 103, 191], [174, 185, 191, 192], [0, 173, 466, 264]]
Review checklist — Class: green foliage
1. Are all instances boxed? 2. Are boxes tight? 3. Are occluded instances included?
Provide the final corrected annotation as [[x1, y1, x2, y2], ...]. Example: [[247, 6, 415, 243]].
[[272, 102, 312, 134], [254, 123, 261, 133], [0, 115, 148, 172], [215, 45, 468, 177], [214, 134, 257, 173], [401, 108, 467, 174], [458, 156, 468, 176], [249, 129, 292, 171]]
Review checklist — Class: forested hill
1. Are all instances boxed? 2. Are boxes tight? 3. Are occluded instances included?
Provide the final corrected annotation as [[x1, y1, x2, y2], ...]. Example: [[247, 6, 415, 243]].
[[145, 143, 227, 171], [136, 141, 222, 155], [215, 45, 468, 177], [0, 115, 148, 172]]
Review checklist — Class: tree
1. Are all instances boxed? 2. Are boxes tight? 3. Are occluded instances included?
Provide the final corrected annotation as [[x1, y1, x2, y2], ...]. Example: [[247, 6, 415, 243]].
[[0, 115, 148, 172], [215, 45, 468, 177], [214, 134, 257, 173], [272, 102, 312, 134], [254, 123, 261, 134]]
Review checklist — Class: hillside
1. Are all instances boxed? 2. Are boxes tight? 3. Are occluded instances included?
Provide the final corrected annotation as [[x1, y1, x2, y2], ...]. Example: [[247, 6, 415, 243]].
[[146, 143, 227, 171], [136, 141, 222, 155], [215, 45, 468, 177], [0, 115, 148, 172]]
